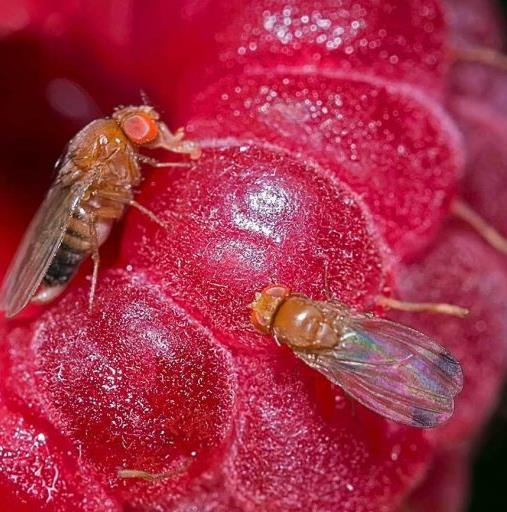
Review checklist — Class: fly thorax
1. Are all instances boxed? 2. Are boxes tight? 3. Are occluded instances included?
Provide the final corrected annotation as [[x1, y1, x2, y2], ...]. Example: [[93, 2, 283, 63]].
[[272, 296, 339, 350]]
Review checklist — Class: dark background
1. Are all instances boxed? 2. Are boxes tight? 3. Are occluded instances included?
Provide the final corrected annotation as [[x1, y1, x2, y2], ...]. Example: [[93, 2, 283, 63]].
[[470, 386, 507, 511], [466, 2, 507, 511]]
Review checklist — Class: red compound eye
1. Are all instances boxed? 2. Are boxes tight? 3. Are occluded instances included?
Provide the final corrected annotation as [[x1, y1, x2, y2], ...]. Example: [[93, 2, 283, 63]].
[[121, 112, 159, 144]]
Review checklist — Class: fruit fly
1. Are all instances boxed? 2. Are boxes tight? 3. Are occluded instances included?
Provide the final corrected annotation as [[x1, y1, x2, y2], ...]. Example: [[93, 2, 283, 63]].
[[0, 105, 201, 318], [251, 285, 463, 428]]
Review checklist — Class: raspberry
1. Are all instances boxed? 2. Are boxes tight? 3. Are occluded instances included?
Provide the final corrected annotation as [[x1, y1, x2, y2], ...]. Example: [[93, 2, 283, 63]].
[[184, 73, 463, 259], [1, 0, 506, 510], [406, 445, 472, 512], [22, 271, 235, 504], [120, 142, 392, 350]]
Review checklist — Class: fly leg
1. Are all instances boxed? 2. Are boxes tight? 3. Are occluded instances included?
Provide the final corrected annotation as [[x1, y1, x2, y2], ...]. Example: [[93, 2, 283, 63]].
[[83, 197, 127, 312], [117, 468, 180, 482], [451, 200, 507, 256], [157, 125, 202, 160], [117, 459, 191, 482], [117, 469, 170, 482], [451, 46, 507, 73], [88, 214, 100, 313], [94, 189, 168, 230], [377, 296, 469, 318], [137, 155, 192, 168], [129, 200, 168, 229]]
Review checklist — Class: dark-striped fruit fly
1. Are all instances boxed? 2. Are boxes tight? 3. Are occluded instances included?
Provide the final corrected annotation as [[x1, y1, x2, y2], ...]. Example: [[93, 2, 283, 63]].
[[0, 105, 200, 318]]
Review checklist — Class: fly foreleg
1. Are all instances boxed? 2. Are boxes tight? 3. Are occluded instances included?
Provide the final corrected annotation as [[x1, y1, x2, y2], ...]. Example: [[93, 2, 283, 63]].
[[158, 126, 201, 160]]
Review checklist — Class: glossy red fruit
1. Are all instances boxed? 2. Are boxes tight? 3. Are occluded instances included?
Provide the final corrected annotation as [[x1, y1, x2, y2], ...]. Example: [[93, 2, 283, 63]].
[[184, 72, 463, 259], [405, 445, 472, 512], [135, 350, 432, 512], [120, 141, 393, 350], [448, 97, 507, 239], [171, 0, 449, 106], [390, 222, 507, 445], [218, 352, 431, 512], [9, 270, 236, 505], [0, 403, 120, 511]]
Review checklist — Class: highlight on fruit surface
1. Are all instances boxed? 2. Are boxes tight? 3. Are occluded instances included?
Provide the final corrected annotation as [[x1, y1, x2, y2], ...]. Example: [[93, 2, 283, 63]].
[[251, 285, 464, 428]]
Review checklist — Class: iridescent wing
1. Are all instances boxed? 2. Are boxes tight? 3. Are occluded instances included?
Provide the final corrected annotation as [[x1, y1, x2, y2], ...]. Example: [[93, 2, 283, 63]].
[[0, 164, 95, 318], [294, 313, 463, 428]]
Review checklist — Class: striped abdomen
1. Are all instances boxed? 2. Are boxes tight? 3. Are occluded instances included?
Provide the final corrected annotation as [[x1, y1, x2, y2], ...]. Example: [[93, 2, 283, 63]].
[[43, 211, 93, 287], [43, 243, 85, 286], [34, 203, 116, 304]]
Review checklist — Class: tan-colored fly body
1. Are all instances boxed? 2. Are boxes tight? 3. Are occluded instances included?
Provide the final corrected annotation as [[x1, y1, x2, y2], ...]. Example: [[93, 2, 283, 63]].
[[0, 105, 200, 318], [251, 285, 463, 428]]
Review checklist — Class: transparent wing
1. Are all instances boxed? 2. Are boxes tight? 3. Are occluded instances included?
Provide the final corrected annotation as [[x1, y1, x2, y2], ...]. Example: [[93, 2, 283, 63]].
[[295, 314, 463, 428], [0, 166, 94, 318]]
